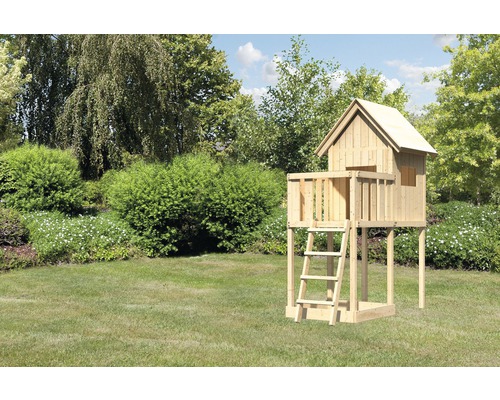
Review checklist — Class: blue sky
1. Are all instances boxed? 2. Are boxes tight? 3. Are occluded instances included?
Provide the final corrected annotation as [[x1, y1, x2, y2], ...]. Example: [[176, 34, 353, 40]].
[[211, 34, 458, 113]]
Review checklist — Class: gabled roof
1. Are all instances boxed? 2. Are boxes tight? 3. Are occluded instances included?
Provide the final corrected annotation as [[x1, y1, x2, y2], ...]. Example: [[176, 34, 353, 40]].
[[315, 98, 437, 156]]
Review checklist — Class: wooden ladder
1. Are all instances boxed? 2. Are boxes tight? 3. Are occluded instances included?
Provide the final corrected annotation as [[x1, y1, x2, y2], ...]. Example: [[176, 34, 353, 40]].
[[295, 220, 350, 326]]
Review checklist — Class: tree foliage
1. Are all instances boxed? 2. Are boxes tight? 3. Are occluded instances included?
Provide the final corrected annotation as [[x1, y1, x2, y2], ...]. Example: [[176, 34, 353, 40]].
[[14, 35, 73, 148], [424, 34, 500, 204], [14, 34, 245, 178], [234, 36, 410, 173], [0, 40, 31, 151], [332, 66, 409, 116]]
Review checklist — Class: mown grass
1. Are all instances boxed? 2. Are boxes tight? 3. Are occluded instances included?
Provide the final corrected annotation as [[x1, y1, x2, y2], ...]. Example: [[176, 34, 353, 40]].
[[0, 253, 499, 367]]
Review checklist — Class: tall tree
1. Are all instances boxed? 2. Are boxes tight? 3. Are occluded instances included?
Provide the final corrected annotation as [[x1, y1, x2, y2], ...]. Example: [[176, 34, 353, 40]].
[[15, 34, 243, 178], [0, 40, 31, 152], [161, 34, 242, 156], [331, 66, 409, 116], [252, 36, 340, 173], [425, 34, 500, 204], [235, 37, 410, 173], [56, 34, 173, 178], [14, 35, 74, 147]]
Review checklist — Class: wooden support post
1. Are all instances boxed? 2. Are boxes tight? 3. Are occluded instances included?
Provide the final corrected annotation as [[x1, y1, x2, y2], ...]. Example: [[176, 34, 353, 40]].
[[387, 227, 394, 306], [287, 228, 295, 308], [350, 226, 358, 316], [349, 175, 358, 318], [361, 227, 368, 302], [327, 232, 334, 301], [419, 227, 425, 309]]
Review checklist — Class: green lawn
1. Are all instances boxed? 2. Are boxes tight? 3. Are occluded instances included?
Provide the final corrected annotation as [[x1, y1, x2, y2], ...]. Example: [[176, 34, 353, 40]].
[[0, 253, 499, 367]]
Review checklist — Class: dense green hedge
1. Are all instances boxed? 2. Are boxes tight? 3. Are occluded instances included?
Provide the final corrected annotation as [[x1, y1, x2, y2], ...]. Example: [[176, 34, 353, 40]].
[[105, 154, 285, 256], [0, 144, 83, 213], [203, 163, 285, 251]]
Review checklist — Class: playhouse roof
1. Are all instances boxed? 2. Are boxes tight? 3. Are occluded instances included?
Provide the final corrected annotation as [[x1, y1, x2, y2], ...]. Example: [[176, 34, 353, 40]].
[[315, 98, 437, 156]]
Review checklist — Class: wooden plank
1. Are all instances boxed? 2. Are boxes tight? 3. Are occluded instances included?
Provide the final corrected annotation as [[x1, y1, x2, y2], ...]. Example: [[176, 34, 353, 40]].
[[387, 227, 394, 306], [301, 275, 338, 281], [362, 178, 370, 220], [304, 251, 341, 257], [340, 177, 348, 220], [355, 178, 362, 221], [303, 179, 313, 223], [370, 179, 377, 221], [297, 299, 334, 306], [419, 227, 426, 309], [336, 178, 343, 220], [324, 178, 331, 221], [299, 178, 305, 221], [326, 178, 332, 221], [288, 179, 301, 225], [315, 178, 322, 221], [377, 179, 385, 221]]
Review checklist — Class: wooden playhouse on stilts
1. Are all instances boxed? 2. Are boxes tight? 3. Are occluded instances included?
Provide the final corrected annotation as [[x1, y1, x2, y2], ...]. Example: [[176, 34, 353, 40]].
[[286, 98, 437, 325]]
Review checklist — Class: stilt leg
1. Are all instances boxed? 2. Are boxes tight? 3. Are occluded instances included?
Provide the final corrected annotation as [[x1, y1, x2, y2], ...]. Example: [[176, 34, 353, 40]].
[[387, 227, 394, 306], [419, 227, 425, 309], [361, 227, 368, 302]]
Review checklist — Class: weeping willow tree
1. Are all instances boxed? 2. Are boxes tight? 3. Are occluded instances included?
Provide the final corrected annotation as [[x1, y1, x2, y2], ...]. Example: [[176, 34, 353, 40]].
[[48, 34, 242, 179], [55, 35, 173, 178]]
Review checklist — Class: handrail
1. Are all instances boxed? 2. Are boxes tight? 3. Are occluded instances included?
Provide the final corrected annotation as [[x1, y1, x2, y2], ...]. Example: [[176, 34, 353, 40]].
[[287, 169, 395, 227]]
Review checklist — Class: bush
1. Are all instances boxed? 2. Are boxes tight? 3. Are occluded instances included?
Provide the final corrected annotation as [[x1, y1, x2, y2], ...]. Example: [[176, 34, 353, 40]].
[[0, 207, 28, 246], [0, 144, 84, 213], [22, 211, 140, 264], [106, 155, 286, 255], [106, 154, 221, 256], [394, 201, 499, 271], [203, 163, 285, 252]]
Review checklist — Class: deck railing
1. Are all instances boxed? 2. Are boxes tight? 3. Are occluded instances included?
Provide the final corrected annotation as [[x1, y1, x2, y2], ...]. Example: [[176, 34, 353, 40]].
[[287, 170, 396, 228]]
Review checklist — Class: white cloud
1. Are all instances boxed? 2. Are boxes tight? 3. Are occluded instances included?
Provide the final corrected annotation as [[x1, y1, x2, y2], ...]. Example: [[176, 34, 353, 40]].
[[385, 59, 449, 90], [236, 42, 266, 67], [382, 76, 402, 94], [262, 57, 280, 85], [240, 86, 268, 106], [433, 34, 458, 48]]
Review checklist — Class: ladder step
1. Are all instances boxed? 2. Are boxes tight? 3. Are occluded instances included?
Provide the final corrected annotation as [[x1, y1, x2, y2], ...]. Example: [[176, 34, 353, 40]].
[[296, 299, 335, 306], [300, 275, 338, 281], [307, 227, 345, 233], [304, 251, 342, 257]]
